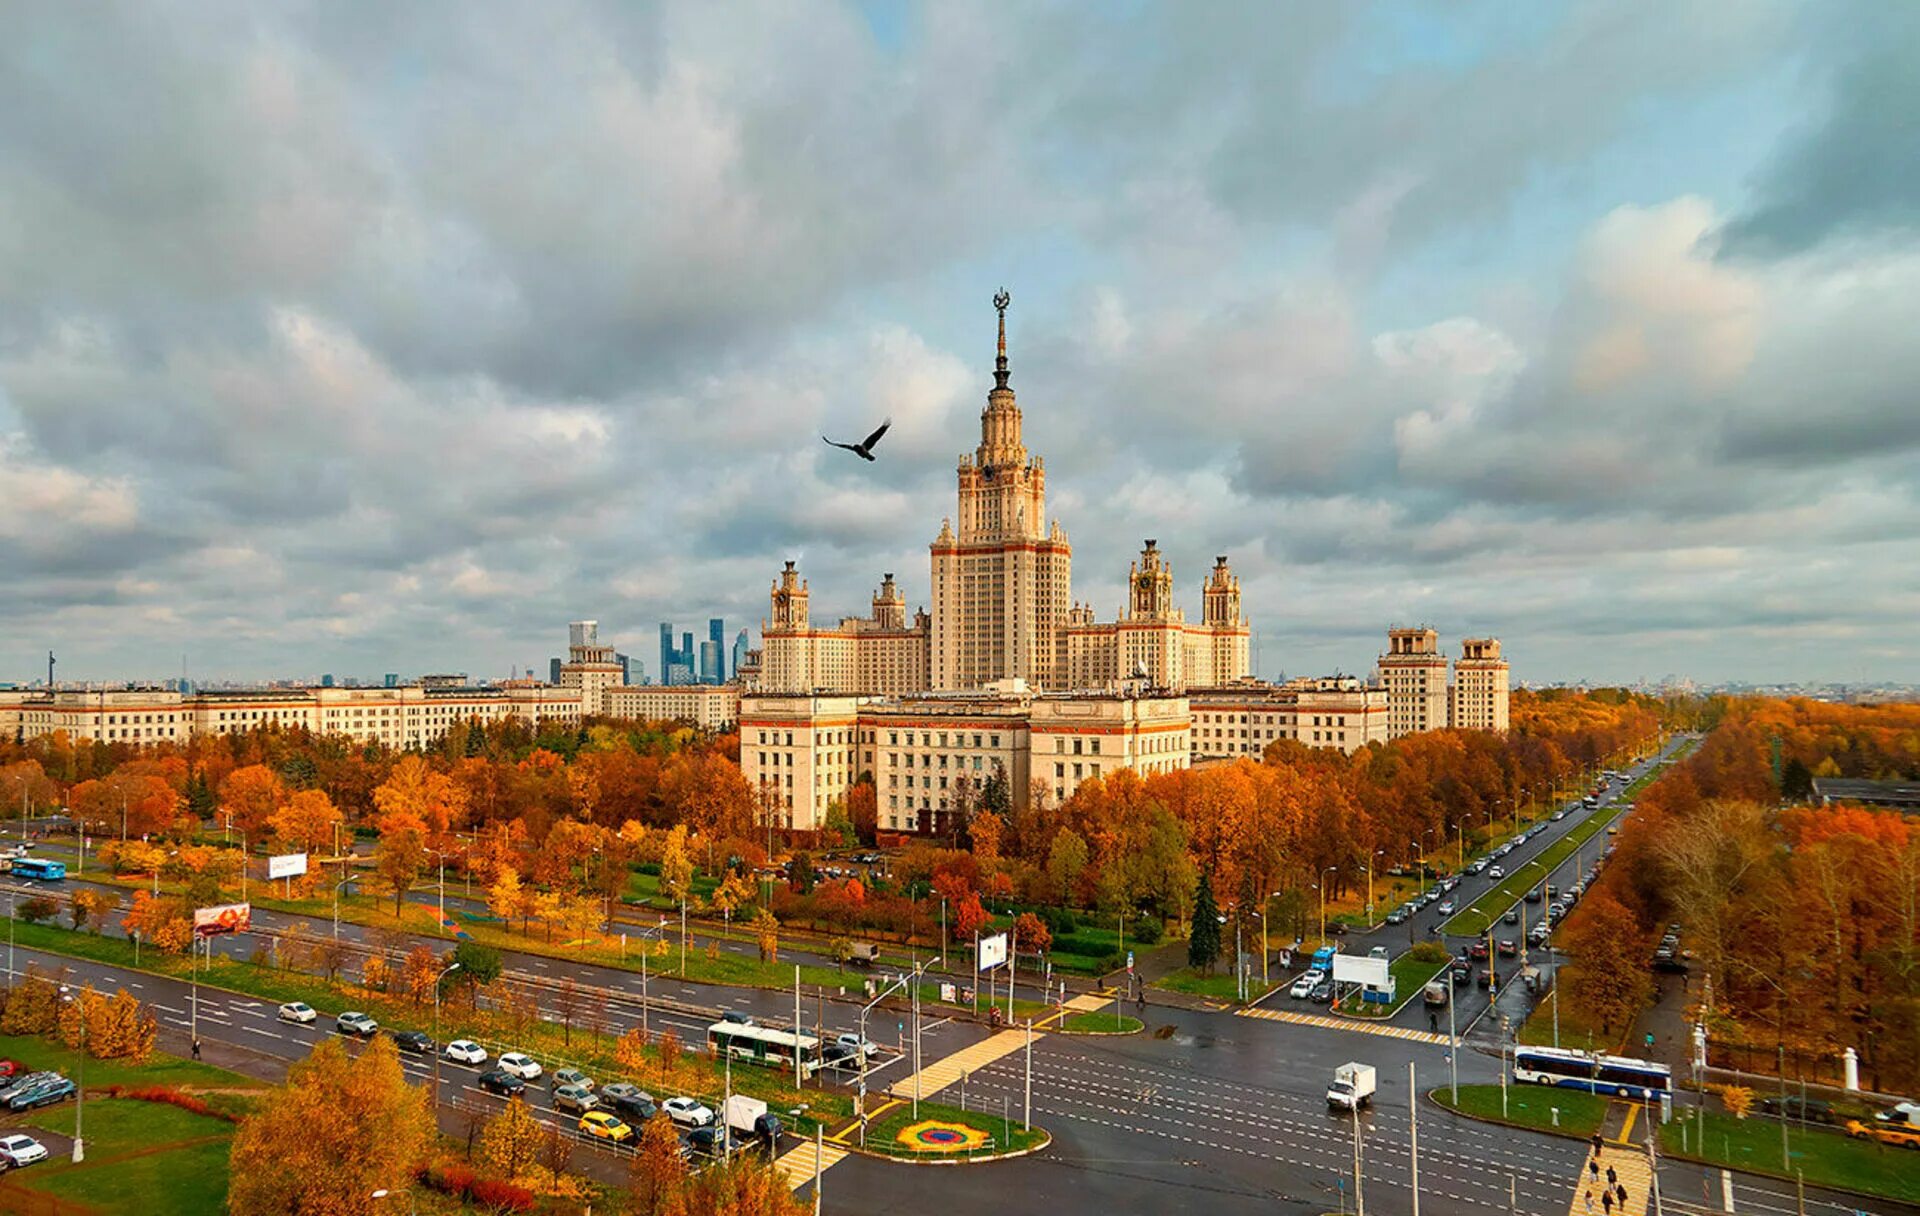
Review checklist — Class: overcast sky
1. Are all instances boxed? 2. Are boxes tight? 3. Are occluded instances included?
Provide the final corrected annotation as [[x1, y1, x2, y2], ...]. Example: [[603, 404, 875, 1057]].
[[4, 1, 1918, 688]]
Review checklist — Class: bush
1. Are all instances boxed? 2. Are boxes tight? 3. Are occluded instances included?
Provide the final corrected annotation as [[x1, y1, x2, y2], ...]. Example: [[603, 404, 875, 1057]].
[[103, 1084, 241, 1124], [1133, 915, 1164, 945], [17, 897, 57, 925], [1043, 907, 1078, 935], [1408, 940, 1452, 964], [468, 1177, 536, 1212]]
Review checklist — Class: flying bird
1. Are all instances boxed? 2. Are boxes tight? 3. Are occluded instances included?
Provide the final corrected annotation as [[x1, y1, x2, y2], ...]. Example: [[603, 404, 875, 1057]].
[[823, 417, 892, 462]]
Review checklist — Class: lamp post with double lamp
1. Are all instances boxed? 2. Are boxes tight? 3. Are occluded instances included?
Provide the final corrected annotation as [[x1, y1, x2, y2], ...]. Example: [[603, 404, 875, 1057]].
[[58, 989, 85, 1162], [1366, 849, 1384, 928], [333, 871, 357, 939], [370, 1188, 417, 1215], [1319, 866, 1337, 944], [431, 961, 461, 1112]]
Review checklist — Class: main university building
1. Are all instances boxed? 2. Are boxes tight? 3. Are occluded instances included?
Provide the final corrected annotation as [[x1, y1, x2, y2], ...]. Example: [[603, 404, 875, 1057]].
[[742, 299, 1509, 836], [0, 299, 1506, 838]]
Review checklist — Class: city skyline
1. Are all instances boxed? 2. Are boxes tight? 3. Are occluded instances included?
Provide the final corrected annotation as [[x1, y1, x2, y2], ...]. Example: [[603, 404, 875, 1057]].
[[4, 4, 1919, 687]]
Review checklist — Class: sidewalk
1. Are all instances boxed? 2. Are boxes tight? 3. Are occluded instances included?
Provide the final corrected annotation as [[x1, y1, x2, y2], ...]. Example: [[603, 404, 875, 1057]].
[[1561, 1104, 1656, 1216]]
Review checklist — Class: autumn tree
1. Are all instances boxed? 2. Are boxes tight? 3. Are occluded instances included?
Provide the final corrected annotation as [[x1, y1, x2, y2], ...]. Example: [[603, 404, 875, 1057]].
[[627, 1112, 690, 1216], [683, 1152, 810, 1216], [268, 788, 342, 855], [221, 764, 289, 840], [478, 1097, 546, 1183], [488, 865, 524, 931], [952, 891, 989, 942], [69, 888, 115, 933], [614, 1027, 651, 1078], [658, 824, 695, 904], [0, 968, 62, 1034], [1560, 890, 1652, 1034], [121, 892, 194, 954], [1013, 911, 1053, 958], [228, 1035, 432, 1216], [373, 754, 471, 839], [374, 807, 428, 917], [752, 906, 779, 964]]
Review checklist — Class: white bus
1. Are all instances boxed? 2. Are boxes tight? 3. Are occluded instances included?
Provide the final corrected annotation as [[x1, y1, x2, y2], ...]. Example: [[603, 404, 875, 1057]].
[[707, 1021, 823, 1079], [1513, 1046, 1670, 1101]]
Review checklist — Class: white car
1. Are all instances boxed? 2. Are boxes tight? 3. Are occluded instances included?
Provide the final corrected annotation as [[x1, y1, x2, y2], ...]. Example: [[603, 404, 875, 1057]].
[[833, 1033, 879, 1059], [497, 1052, 542, 1080], [0, 1135, 47, 1167], [663, 1096, 714, 1128], [277, 1001, 317, 1025], [1488, 866, 1505, 879], [443, 1039, 488, 1066], [1289, 974, 1317, 999], [1436, 901, 1455, 915]]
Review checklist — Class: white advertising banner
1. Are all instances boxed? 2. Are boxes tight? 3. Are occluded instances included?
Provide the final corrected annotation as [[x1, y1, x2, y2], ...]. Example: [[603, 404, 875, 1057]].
[[976, 932, 1009, 972], [1331, 953, 1391, 989], [267, 852, 308, 880]]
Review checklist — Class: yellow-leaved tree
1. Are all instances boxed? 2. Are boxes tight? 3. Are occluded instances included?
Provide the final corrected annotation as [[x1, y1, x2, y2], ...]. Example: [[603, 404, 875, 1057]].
[[228, 1035, 431, 1216], [478, 1096, 545, 1183]]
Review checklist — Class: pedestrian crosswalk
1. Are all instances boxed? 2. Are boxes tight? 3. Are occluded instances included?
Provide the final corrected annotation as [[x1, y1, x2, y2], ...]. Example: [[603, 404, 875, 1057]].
[[772, 1139, 848, 1191], [1236, 1006, 1453, 1045], [887, 1026, 1034, 1098], [1565, 1110, 1654, 1216]]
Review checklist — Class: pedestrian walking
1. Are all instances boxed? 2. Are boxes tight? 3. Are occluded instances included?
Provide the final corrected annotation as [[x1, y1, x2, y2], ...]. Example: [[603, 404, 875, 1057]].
[[1616, 1183, 1628, 1207], [1584, 1188, 1596, 1214], [1588, 1157, 1600, 1182], [1589, 1132, 1603, 1157], [191, 1038, 201, 1060], [1430, 1011, 1439, 1033], [1606, 1164, 1617, 1187], [1601, 1189, 1613, 1215]]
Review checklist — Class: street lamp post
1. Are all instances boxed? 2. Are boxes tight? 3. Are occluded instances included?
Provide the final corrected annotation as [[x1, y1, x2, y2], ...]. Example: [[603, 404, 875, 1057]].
[[1366, 850, 1383, 928], [59, 990, 86, 1162], [333, 871, 356, 938], [432, 962, 461, 1113]]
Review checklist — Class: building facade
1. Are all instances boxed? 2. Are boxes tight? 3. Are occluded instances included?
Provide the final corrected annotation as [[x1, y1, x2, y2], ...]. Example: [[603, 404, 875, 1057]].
[[1062, 544, 1250, 690], [758, 566, 931, 697], [1377, 627, 1451, 738], [558, 619, 624, 715], [604, 683, 740, 732], [2, 684, 582, 749], [740, 683, 1190, 833], [1187, 676, 1391, 760], [1448, 637, 1510, 731]]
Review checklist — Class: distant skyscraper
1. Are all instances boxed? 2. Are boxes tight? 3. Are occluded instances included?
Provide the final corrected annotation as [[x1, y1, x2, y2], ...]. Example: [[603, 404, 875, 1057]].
[[699, 640, 721, 685], [570, 620, 598, 649], [549, 657, 562, 685], [616, 652, 633, 685], [680, 631, 694, 672], [384, 673, 399, 688], [659, 623, 675, 689], [321, 673, 335, 688], [731, 629, 749, 681], [708, 618, 726, 682]]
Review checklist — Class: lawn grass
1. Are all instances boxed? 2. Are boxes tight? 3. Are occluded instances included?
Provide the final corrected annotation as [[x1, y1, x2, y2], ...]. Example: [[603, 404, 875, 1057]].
[[1429, 1082, 1608, 1137], [860, 1097, 1047, 1159], [1334, 955, 1448, 1019], [0, 1031, 265, 1092], [1058, 1012, 1142, 1035], [18, 1098, 235, 1216], [1151, 967, 1278, 1003], [1661, 1108, 1920, 1204]]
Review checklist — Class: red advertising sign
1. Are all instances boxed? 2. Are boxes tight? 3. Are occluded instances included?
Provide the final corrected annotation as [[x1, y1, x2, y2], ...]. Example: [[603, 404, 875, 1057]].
[[193, 903, 251, 937]]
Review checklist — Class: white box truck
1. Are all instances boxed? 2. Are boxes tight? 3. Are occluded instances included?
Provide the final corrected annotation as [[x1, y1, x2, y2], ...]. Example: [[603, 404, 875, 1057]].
[[723, 1095, 782, 1149], [1327, 1063, 1375, 1111]]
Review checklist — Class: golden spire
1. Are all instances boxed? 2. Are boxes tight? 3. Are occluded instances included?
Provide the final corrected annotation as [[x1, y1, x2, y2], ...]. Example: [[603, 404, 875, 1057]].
[[993, 288, 1011, 390]]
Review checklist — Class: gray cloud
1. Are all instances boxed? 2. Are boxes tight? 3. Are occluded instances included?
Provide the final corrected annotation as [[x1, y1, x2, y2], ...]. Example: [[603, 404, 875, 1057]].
[[1, 2, 1916, 686]]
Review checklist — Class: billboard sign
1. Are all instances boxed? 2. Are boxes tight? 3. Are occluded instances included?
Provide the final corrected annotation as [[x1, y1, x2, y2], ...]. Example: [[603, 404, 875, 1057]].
[[267, 852, 308, 880], [976, 932, 1009, 971], [1331, 953, 1391, 989], [194, 903, 252, 938]]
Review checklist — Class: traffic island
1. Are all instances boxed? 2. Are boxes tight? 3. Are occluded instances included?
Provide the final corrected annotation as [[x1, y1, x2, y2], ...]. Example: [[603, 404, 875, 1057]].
[[1428, 1082, 1608, 1138], [846, 1099, 1050, 1164], [1054, 1011, 1143, 1035]]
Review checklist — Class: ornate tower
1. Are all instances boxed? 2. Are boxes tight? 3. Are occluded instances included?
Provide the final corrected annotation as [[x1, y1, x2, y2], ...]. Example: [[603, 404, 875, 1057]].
[[930, 291, 1073, 690], [770, 561, 810, 631], [1128, 540, 1178, 621], [1202, 555, 1242, 627], [871, 572, 906, 631]]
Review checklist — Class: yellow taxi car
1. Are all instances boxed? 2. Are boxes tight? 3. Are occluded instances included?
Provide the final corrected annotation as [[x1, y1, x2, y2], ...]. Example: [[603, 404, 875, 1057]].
[[1844, 1119, 1920, 1149], [579, 1111, 634, 1144]]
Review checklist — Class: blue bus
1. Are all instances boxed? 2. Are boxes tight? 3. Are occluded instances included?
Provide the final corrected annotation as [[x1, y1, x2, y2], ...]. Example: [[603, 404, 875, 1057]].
[[1513, 1045, 1669, 1101], [9, 858, 66, 881]]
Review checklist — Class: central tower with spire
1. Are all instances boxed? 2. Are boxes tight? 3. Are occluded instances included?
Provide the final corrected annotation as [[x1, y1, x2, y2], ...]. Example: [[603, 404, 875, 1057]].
[[930, 291, 1074, 690]]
